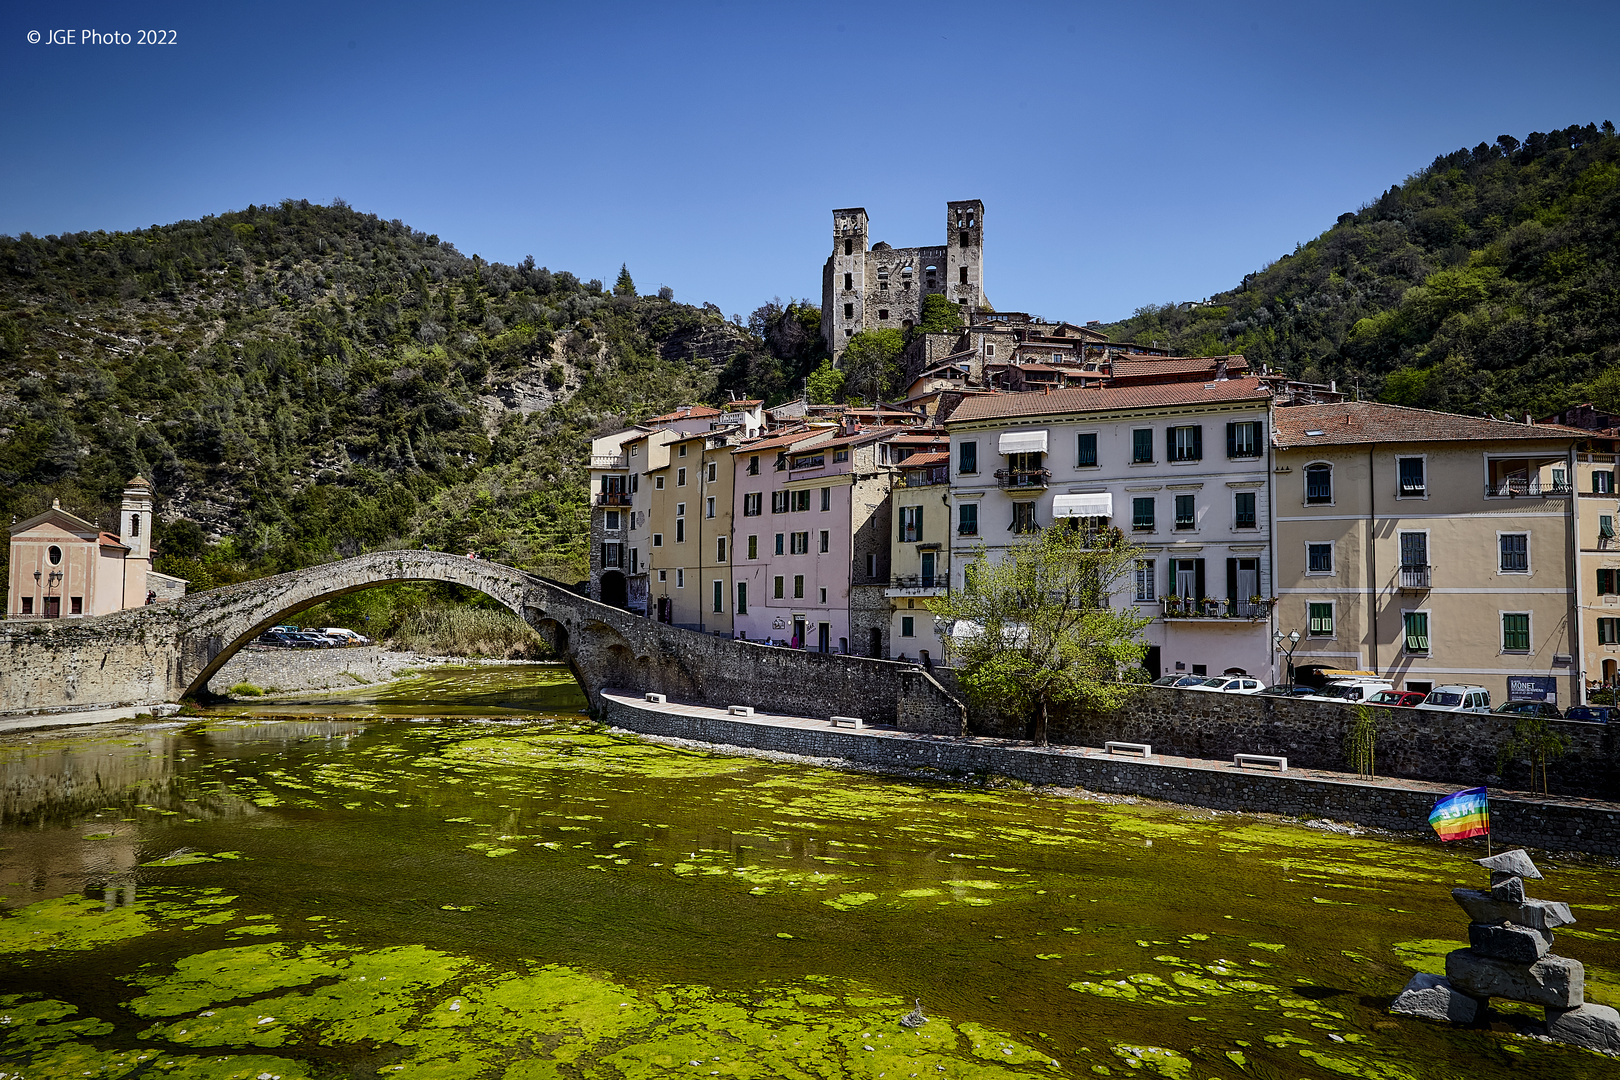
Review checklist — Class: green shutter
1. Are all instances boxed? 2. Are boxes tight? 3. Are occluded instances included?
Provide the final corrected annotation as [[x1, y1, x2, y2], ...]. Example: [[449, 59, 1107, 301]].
[[1502, 613, 1529, 652], [1404, 612, 1429, 652], [1309, 603, 1333, 635]]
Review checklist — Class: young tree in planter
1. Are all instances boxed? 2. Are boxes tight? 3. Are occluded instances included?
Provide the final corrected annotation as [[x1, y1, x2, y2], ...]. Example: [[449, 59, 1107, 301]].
[[930, 523, 1149, 746], [1497, 716, 1572, 795]]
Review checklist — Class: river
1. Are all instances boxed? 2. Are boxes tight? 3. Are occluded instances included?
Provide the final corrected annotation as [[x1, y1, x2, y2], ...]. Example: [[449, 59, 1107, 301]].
[[0, 663, 1615, 1078]]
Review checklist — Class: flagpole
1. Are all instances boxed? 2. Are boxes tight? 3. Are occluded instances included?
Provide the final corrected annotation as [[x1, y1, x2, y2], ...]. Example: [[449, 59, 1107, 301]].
[[1485, 789, 1491, 857]]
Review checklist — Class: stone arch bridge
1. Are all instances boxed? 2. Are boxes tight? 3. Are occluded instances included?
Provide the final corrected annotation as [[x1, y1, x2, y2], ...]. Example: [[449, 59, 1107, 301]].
[[0, 550, 964, 733]]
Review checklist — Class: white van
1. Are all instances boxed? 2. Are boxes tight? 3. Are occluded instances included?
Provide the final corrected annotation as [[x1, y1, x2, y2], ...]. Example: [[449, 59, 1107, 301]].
[[1308, 679, 1395, 703], [321, 627, 372, 646], [1416, 684, 1493, 713]]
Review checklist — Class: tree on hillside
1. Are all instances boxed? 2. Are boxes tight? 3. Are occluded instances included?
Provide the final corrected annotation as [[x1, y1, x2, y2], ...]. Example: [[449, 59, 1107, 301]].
[[930, 525, 1149, 746], [916, 293, 964, 336], [614, 264, 637, 297], [806, 359, 844, 404], [840, 328, 905, 404]]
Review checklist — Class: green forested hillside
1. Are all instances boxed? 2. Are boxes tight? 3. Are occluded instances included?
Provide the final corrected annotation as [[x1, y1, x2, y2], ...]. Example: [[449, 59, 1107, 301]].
[[0, 201, 823, 610], [1102, 122, 1620, 416]]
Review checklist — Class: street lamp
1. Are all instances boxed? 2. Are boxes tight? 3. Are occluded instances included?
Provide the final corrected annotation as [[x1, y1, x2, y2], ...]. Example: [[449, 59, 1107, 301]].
[[1273, 629, 1301, 685]]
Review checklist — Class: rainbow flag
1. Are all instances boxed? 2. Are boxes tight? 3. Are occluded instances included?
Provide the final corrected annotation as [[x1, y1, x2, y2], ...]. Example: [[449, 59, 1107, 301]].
[[1429, 787, 1490, 841]]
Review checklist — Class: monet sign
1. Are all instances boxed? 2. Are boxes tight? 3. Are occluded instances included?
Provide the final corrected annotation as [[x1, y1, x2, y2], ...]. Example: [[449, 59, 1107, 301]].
[[1506, 675, 1558, 704]]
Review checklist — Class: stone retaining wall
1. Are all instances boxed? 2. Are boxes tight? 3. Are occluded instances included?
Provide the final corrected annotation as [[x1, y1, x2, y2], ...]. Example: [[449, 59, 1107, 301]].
[[212, 646, 389, 693], [600, 699, 1620, 857]]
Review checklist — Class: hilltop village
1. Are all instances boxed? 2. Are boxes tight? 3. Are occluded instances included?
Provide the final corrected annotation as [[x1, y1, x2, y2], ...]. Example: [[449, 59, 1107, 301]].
[[589, 201, 1620, 710]]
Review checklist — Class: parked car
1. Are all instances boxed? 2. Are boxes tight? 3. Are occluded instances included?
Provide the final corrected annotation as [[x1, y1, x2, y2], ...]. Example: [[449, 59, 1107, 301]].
[[289, 632, 337, 649], [1368, 690, 1427, 708], [1152, 675, 1211, 688], [1565, 706, 1614, 724], [1256, 684, 1318, 698], [1306, 680, 1395, 703], [255, 631, 299, 647], [1492, 700, 1563, 720], [321, 627, 372, 645], [1416, 685, 1493, 713], [1187, 676, 1267, 694]]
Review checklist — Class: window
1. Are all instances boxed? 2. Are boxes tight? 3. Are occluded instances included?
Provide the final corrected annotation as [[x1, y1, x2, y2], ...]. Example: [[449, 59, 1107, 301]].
[[630, 445, 639, 458], [70, 596, 83, 615], [1404, 611, 1430, 652], [1499, 533, 1528, 572], [713, 580, 724, 613], [676, 502, 685, 517], [1309, 602, 1334, 636], [771, 491, 789, 513], [737, 582, 748, 615], [630, 474, 638, 493], [868, 553, 879, 578], [843, 303, 854, 320], [1305, 464, 1332, 504], [833, 449, 848, 463], [1600, 617, 1619, 645], [743, 492, 762, 517], [793, 575, 805, 599], [601, 543, 623, 568], [1307, 542, 1334, 573], [1234, 491, 1257, 529], [1134, 559, 1156, 602], [1132, 429, 1154, 464], [1597, 471, 1615, 494], [1397, 457, 1425, 496], [129, 515, 140, 537], [791, 532, 809, 554], [675, 518, 685, 543], [605, 510, 621, 531], [878, 309, 889, 320], [716, 537, 727, 562], [676, 569, 685, 588], [1012, 502, 1038, 533], [677, 467, 687, 486], [748, 455, 760, 475], [1169, 425, 1202, 462], [792, 490, 811, 512], [1227, 421, 1261, 458], [653, 533, 664, 547], [1399, 531, 1427, 569], [1553, 466, 1567, 491], [959, 266, 968, 283], [775, 533, 785, 555], [820, 487, 831, 512], [901, 616, 915, 637], [774, 576, 785, 599], [655, 476, 665, 490], [1174, 495, 1196, 530], [20, 597, 31, 615], [747, 535, 758, 559], [1076, 433, 1097, 467], [705, 497, 715, 519], [706, 462, 717, 483], [818, 530, 829, 553], [1168, 557, 1204, 599], [958, 503, 978, 536], [658, 570, 667, 581], [844, 272, 853, 290], [1132, 497, 1155, 531], [899, 506, 923, 542], [679, 444, 688, 457], [844, 239, 852, 256], [959, 441, 978, 474], [1601, 515, 1615, 544], [1601, 569, 1620, 595], [985, 344, 995, 357], [1502, 613, 1530, 652]]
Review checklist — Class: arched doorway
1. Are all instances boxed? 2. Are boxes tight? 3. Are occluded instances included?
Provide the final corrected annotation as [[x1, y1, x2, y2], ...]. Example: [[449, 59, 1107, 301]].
[[600, 571, 628, 610]]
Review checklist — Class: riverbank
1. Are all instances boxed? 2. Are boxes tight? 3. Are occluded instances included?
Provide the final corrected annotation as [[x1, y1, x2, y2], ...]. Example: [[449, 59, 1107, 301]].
[[599, 689, 1620, 858]]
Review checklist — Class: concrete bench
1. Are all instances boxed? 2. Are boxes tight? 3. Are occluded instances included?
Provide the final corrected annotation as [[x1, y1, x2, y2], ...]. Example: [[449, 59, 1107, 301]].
[[1105, 741, 1152, 758], [727, 705, 754, 717], [644, 693, 667, 704], [1233, 753, 1287, 772], [830, 715, 864, 730]]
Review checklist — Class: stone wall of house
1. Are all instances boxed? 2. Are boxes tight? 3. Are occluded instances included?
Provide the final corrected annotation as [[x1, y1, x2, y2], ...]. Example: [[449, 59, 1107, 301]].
[[601, 698, 1620, 856]]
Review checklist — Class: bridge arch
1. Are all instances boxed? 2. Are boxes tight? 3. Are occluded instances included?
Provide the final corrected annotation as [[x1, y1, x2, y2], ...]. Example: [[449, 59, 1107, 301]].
[[173, 551, 559, 698]]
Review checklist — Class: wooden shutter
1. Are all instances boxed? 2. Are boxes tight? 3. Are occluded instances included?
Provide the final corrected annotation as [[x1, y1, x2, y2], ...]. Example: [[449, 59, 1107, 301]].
[[1194, 559, 1206, 599], [1226, 423, 1237, 458], [1191, 425, 1203, 460], [1226, 558, 1238, 602]]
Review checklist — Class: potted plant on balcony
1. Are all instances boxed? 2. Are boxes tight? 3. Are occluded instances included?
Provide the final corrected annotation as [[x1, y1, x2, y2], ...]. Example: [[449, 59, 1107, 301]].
[[1202, 597, 1221, 618], [1164, 594, 1182, 617], [1249, 594, 1268, 620]]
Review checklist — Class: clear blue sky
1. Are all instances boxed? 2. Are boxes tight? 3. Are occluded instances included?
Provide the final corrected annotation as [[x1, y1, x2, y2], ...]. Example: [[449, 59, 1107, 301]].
[[4, 1, 1617, 323]]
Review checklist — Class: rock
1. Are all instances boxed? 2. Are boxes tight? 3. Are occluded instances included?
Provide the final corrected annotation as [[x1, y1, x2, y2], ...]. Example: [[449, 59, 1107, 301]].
[[1468, 921, 1551, 963], [1477, 849, 1542, 880], [1490, 875, 1526, 902], [1389, 972, 1480, 1023], [1446, 948, 1584, 1009], [1546, 1002, 1620, 1053], [1452, 888, 1575, 931]]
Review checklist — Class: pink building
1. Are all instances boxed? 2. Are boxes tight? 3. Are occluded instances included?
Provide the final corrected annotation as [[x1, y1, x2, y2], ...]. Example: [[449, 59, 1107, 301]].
[[730, 426, 898, 655]]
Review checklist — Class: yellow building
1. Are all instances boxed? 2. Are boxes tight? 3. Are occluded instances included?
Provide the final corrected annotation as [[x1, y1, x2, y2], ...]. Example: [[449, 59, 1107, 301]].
[[886, 450, 951, 661], [1272, 403, 1579, 705], [644, 430, 736, 633]]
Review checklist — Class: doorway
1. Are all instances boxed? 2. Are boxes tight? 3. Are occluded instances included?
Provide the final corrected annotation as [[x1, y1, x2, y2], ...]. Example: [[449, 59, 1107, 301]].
[[869, 627, 882, 658], [793, 616, 806, 648], [921, 551, 937, 587], [600, 571, 628, 609], [817, 623, 830, 653]]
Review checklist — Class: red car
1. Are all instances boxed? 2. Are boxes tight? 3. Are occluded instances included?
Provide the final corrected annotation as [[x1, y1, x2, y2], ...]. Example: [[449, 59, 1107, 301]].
[[1368, 690, 1426, 708]]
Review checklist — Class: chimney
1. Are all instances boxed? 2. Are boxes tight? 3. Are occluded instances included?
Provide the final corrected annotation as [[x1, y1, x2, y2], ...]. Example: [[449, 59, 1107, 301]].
[[1525, 414, 1532, 425]]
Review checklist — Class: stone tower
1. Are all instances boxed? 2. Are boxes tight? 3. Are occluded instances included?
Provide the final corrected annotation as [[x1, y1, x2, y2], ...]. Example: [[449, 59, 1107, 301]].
[[820, 201, 983, 363]]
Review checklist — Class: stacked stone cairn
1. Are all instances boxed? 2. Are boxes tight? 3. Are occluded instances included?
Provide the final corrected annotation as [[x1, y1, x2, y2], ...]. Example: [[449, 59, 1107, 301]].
[[1391, 848, 1620, 1053]]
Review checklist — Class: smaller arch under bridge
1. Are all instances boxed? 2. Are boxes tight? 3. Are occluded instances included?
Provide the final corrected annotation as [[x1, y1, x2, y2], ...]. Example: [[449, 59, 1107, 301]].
[[0, 551, 965, 733]]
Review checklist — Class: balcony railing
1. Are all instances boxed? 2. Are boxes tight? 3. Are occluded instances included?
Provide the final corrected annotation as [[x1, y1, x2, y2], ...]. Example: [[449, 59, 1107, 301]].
[[1161, 597, 1273, 620], [1485, 478, 1571, 497], [995, 468, 1051, 489], [595, 491, 632, 507], [890, 574, 944, 590], [900, 466, 949, 487], [1398, 563, 1431, 590], [591, 453, 627, 469]]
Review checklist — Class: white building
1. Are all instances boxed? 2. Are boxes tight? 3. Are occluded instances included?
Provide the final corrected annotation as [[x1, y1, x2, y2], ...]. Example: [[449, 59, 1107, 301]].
[[943, 379, 1277, 681]]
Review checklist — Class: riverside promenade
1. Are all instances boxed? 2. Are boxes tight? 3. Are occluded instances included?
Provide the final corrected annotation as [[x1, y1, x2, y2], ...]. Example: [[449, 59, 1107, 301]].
[[599, 690, 1620, 857]]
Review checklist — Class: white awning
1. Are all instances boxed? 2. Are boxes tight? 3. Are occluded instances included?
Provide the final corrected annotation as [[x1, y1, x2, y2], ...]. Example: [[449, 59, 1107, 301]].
[[1052, 493, 1114, 518], [997, 429, 1048, 454]]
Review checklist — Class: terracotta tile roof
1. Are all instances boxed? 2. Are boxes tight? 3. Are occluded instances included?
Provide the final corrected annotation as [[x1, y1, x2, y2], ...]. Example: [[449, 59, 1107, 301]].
[[947, 378, 1272, 424], [900, 452, 951, 467], [1111, 354, 1247, 378], [98, 531, 129, 549], [730, 427, 832, 454], [1272, 401, 1588, 448], [723, 399, 764, 407], [647, 404, 722, 423]]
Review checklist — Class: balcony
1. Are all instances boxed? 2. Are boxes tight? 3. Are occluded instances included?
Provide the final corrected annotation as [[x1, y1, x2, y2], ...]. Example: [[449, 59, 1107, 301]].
[[885, 574, 947, 599], [995, 468, 1051, 490], [1484, 478, 1571, 498], [591, 453, 627, 469], [595, 491, 632, 507], [899, 465, 949, 487], [1160, 597, 1273, 621], [1398, 563, 1431, 590]]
